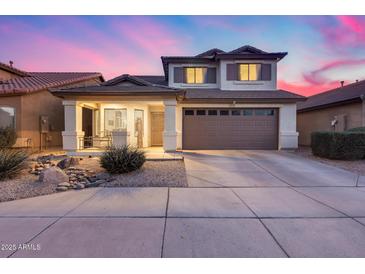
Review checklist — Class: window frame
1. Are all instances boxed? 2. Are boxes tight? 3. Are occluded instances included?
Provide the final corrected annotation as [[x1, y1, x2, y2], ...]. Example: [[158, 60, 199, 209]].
[[104, 108, 127, 134], [0, 106, 16, 129], [239, 63, 262, 81], [184, 67, 208, 84]]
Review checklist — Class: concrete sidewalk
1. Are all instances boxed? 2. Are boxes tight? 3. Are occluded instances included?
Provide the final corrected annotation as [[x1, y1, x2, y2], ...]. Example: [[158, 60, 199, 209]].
[[1, 150, 365, 258]]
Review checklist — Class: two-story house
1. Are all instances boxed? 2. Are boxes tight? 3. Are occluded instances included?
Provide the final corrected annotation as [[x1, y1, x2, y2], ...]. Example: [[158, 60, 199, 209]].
[[51, 45, 305, 153]]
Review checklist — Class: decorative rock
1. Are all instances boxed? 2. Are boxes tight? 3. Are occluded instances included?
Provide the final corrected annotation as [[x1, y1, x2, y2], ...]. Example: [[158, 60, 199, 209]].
[[56, 186, 68, 191], [57, 157, 79, 169], [39, 167, 69, 185], [95, 173, 110, 180], [57, 182, 71, 188], [75, 183, 85, 190]]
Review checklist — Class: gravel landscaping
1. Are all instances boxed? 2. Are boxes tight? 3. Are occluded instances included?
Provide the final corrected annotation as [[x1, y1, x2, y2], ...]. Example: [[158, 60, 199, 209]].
[[104, 161, 188, 187], [0, 154, 187, 203], [291, 146, 365, 176]]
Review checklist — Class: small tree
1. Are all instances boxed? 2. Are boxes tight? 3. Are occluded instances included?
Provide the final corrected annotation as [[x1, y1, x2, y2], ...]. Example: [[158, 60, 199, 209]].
[[0, 126, 17, 148]]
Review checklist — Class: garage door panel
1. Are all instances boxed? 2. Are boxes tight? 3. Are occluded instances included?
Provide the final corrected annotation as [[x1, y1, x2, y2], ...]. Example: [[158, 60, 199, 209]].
[[183, 108, 278, 150]]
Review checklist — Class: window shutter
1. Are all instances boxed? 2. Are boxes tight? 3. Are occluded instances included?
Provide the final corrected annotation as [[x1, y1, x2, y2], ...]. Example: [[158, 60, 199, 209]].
[[261, 64, 272, 81], [173, 67, 184, 83], [206, 68, 217, 83], [226, 64, 238, 80]]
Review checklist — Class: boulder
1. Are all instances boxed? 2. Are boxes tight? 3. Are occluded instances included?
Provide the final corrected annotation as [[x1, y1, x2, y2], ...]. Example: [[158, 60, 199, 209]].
[[95, 173, 110, 180], [56, 186, 68, 191], [57, 182, 71, 188], [57, 157, 80, 169], [75, 183, 85, 190], [39, 167, 69, 186]]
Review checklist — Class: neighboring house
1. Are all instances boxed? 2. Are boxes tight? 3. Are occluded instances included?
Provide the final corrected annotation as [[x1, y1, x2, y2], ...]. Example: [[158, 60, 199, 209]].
[[0, 61, 104, 149], [51, 45, 305, 153], [297, 80, 365, 146]]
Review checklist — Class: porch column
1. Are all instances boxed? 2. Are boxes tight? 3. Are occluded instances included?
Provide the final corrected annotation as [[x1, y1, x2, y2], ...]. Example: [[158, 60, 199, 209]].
[[163, 99, 178, 152], [62, 100, 84, 150]]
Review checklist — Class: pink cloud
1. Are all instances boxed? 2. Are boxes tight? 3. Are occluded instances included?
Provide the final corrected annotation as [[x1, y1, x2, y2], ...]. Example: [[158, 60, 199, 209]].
[[278, 79, 341, 97], [303, 59, 365, 86], [337, 16, 365, 33], [112, 17, 189, 57], [315, 16, 365, 48], [0, 18, 173, 80]]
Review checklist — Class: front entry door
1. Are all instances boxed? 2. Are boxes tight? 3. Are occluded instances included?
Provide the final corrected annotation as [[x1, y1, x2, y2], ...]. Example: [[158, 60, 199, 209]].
[[151, 112, 164, 146]]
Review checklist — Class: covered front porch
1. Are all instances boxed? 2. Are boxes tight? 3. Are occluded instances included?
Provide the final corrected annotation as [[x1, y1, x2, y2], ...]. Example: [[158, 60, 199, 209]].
[[62, 99, 181, 155]]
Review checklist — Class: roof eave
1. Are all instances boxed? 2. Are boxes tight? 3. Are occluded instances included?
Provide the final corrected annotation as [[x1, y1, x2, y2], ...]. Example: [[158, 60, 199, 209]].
[[181, 97, 306, 104], [297, 97, 362, 113], [215, 53, 287, 61]]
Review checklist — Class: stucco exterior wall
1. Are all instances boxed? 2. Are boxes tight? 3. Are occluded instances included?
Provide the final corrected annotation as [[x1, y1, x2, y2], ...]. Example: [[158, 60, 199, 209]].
[[20, 89, 64, 149], [0, 95, 22, 132], [168, 63, 219, 89], [168, 60, 277, 91], [297, 102, 363, 146], [219, 60, 277, 91]]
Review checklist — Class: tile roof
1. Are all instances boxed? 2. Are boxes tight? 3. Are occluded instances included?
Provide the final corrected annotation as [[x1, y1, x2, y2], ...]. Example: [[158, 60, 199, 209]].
[[195, 48, 225, 57], [297, 80, 365, 112], [0, 71, 104, 96], [227, 45, 268, 54], [0, 61, 29, 77], [51, 72, 305, 102]]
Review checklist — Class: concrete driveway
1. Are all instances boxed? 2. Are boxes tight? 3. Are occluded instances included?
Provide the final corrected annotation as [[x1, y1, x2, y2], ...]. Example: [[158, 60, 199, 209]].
[[1, 150, 365, 258]]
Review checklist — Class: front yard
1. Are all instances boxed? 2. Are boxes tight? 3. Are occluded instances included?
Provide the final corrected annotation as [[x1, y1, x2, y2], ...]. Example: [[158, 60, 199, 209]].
[[0, 153, 187, 203]]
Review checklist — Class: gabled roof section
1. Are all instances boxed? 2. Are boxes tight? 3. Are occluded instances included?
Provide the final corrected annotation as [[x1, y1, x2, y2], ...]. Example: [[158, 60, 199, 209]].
[[227, 45, 268, 54], [195, 48, 225, 57], [161, 45, 288, 80], [102, 74, 154, 87], [0, 61, 29, 77], [0, 71, 104, 96], [297, 79, 365, 112]]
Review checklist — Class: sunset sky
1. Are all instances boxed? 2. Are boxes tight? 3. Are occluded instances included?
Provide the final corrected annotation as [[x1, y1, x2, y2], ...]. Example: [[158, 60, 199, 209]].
[[1, 15, 365, 96]]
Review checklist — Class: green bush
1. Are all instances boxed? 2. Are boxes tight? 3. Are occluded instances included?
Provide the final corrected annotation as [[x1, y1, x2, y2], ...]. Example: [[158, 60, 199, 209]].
[[0, 149, 28, 180], [100, 145, 146, 174], [346, 127, 365, 133], [311, 131, 365, 160], [0, 127, 17, 148]]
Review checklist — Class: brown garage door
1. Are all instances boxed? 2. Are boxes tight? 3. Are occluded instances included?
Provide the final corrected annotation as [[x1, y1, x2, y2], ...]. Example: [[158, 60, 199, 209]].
[[183, 108, 278, 150]]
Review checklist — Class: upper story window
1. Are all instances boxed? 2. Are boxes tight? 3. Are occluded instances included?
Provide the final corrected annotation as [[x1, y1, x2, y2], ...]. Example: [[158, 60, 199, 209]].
[[226, 63, 271, 82], [239, 64, 261, 81], [173, 67, 216, 84], [186, 67, 207, 84], [0, 106, 15, 129]]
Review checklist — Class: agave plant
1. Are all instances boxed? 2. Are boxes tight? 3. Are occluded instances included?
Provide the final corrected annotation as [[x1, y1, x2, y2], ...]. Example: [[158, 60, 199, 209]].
[[0, 149, 28, 180], [100, 145, 146, 174]]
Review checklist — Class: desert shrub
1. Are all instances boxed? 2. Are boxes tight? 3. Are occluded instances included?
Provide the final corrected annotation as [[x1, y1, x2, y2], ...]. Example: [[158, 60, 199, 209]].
[[346, 127, 365, 133], [0, 149, 28, 180], [311, 131, 365, 160], [0, 126, 17, 148], [100, 145, 146, 174]]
